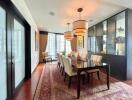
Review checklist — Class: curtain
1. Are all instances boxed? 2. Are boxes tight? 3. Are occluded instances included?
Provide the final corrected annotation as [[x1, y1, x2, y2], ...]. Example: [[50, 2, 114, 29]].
[[39, 31, 48, 62], [70, 36, 77, 51]]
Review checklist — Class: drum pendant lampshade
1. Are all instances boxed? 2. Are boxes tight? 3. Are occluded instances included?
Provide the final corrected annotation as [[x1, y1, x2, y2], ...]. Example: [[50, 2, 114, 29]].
[[73, 8, 88, 36], [64, 23, 73, 41], [64, 31, 73, 41]]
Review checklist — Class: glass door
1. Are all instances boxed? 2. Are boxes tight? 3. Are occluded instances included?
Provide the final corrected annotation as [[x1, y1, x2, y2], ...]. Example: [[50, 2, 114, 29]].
[[13, 19, 25, 88], [0, 6, 7, 100]]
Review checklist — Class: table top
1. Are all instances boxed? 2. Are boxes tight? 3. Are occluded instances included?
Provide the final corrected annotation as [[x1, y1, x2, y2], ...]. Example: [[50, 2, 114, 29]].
[[71, 59, 108, 71]]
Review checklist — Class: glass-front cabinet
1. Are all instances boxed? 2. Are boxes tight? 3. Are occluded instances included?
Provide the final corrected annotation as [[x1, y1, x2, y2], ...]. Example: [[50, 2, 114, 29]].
[[107, 16, 116, 55], [87, 10, 127, 80], [95, 23, 104, 54], [88, 11, 125, 56], [88, 26, 96, 53], [115, 12, 125, 55]]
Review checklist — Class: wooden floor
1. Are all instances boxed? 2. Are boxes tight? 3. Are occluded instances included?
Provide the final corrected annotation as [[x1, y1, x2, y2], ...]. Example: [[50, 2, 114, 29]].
[[12, 63, 132, 100], [12, 64, 44, 100]]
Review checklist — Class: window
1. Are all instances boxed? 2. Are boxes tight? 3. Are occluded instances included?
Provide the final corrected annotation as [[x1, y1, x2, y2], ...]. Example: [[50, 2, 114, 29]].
[[46, 33, 71, 58], [56, 34, 65, 53], [46, 33, 56, 59], [0, 6, 7, 100], [13, 19, 25, 88]]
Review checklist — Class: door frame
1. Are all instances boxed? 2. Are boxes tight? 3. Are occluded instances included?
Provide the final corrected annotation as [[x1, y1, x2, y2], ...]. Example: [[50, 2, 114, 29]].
[[0, 0, 31, 99]]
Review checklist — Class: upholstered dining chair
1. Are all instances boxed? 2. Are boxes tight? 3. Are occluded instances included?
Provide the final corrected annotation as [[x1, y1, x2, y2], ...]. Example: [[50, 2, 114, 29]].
[[87, 55, 103, 80], [42, 52, 52, 63], [70, 51, 78, 58], [59, 54, 65, 75], [79, 49, 88, 61], [57, 53, 61, 69], [62, 56, 85, 88]]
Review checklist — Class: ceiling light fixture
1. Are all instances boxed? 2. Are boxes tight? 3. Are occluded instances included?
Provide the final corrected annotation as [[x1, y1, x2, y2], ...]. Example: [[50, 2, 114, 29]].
[[64, 23, 73, 41], [73, 8, 88, 36]]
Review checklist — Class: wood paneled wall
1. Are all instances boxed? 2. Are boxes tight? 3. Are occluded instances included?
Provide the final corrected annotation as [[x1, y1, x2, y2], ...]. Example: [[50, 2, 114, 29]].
[[39, 31, 48, 62]]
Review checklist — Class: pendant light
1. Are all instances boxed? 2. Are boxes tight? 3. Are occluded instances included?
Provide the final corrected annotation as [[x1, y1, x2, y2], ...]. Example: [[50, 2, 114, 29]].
[[64, 23, 73, 41], [73, 8, 88, 36]]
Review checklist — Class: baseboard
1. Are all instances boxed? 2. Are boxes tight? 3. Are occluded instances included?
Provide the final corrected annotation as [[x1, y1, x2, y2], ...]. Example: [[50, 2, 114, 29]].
[[32, 63, 39, 74], [13, 78, 25, 96]]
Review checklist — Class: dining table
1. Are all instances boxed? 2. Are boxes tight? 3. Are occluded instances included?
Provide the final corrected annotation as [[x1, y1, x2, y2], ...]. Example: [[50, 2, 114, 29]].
[[71, 59, 110, 99]]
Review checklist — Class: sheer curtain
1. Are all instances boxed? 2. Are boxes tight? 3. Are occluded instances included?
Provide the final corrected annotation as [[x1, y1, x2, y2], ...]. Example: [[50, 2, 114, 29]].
[[65, 40, 72, 55], [46, 33, 56, 59], [56, 34, 65, 53]]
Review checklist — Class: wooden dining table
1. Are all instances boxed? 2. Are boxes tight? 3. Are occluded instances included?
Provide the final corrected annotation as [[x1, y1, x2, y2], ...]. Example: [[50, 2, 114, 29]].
[[71, 59, 110, 99]]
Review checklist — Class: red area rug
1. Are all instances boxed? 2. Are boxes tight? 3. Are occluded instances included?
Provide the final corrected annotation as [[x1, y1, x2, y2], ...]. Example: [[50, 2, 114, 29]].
[[34, 63, 132, 100]]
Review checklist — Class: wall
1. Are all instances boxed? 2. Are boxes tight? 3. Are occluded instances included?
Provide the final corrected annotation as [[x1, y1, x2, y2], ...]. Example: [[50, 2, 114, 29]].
[[127, 9, 132, 79], [84, 32, 88, 50], [11, 0, 39, 73], [31, 28, 39, 72]]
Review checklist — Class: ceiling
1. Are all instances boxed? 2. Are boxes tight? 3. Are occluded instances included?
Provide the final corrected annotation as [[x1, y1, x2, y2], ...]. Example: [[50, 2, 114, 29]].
[[24, 0, 132, 33]]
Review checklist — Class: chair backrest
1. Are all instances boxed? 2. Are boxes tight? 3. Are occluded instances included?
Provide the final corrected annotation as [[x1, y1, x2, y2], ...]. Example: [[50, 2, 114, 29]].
[[62, 56, 73, 76], [91, 55, 102, 63], [42, 52, 48, 58], [79, 49, 88, 61], [96, 55, 102, 63], [70, 51, 78, 58]]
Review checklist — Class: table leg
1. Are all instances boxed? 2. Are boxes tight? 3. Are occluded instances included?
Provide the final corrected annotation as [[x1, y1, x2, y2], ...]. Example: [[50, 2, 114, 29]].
[[107, 65, 110, 89], [77, 71, 80, 99]]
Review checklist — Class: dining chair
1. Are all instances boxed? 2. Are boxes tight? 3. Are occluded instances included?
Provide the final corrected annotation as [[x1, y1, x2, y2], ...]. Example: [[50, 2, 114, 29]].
[[79, 49, 88, 61], [70, 51, 78, 58], [42, 52, 52, 63], [62, 56, 85, 88], [59, 54, 65, 75], [87, 55, 102, 80], [57, 53, 61, 69]]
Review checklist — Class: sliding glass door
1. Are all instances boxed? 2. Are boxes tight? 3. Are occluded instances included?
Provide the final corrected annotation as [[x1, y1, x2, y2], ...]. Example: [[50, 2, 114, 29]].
[[0, 6, 7, 100], [13, 19, 25, 88]]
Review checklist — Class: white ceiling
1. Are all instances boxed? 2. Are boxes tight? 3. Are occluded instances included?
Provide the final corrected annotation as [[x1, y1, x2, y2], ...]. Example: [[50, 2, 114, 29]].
[[24, 0, 132, 33]]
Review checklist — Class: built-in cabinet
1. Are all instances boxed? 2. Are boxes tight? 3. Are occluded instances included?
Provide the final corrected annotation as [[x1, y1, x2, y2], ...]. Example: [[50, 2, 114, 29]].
[[88, 9, 132, 80]]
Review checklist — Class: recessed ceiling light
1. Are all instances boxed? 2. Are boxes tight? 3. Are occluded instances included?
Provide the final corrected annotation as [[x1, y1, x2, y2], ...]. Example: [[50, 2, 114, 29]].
[[89, 19, 93, 22], [49, 12, 55, 16]]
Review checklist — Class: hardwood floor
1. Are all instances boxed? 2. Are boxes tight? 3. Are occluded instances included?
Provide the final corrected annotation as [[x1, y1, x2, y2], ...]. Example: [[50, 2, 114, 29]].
[[12, 64, 44, 100], [124, 80, 132, 86], [12, 63, 132, 100]]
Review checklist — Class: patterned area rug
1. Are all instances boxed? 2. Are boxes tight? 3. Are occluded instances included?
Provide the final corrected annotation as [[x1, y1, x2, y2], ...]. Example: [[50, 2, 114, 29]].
[[34, 63, 132, 100]]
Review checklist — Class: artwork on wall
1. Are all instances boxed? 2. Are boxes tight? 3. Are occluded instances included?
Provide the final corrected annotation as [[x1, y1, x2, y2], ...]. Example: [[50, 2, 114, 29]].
[[35, 31, 39, 51], [77, 36, 84, 50]]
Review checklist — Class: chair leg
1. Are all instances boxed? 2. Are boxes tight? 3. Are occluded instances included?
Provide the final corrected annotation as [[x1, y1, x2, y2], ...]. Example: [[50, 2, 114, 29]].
[[51, 58, 52, 62], [62, 67, 64, 75], [87, 73, 90, 82], [60, 66, 62, 72], [68, 76, 71, 88], [82, 75, 85, 85], [57, 62, 59, 68], [64, 72, 67, 82], [43, 59, 45, 63], [58, 63, 60, 68], [97, 71, 100, 80]]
